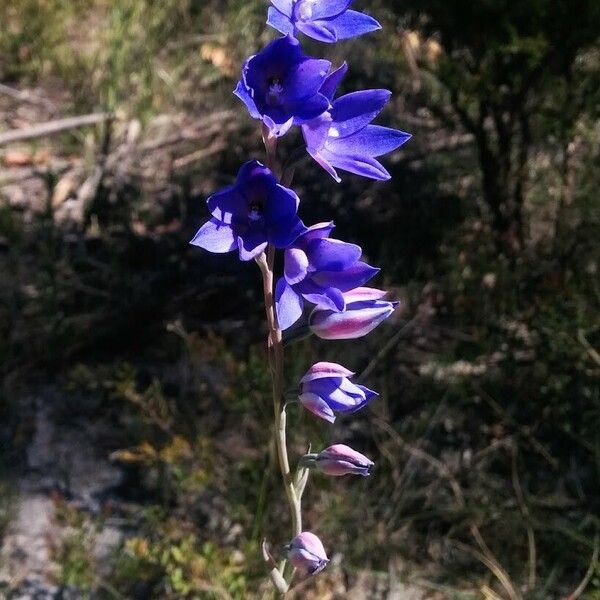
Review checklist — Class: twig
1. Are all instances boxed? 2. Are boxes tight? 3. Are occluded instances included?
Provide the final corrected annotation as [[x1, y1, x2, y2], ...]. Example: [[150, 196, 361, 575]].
[[0, 82, 55, 110], [473, 383, 560, 470], [0, 113, 113, 146], [577, 329, 600, 367], [172, 141, 228, 170], [510, 446, 537, 591], [373, 417, 522, 600], [566, 534, 599, 600], [359, 317, 418, 381]]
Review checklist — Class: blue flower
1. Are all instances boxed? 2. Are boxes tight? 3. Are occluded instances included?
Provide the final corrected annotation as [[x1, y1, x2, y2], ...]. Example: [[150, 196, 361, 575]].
[[275, 222, 378, 330], [267, 0, 381, 44], [234, 35, 331, 137], [190, 160, 306, 261], [302, 63, 412, 181]]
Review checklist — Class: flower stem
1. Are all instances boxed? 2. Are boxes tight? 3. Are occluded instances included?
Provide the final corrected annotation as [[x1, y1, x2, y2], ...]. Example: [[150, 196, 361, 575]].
[[256, 251, 302, 538]]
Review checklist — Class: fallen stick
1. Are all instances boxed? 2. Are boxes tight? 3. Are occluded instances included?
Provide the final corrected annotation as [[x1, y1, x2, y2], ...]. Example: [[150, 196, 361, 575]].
[[0, 113, 114, 146]]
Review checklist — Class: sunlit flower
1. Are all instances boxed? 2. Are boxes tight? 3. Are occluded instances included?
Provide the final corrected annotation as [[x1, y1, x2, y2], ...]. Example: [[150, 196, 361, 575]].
[[267, 0, 381, 44], [234, 35, 331, 137], [190, 160, 305, 261]]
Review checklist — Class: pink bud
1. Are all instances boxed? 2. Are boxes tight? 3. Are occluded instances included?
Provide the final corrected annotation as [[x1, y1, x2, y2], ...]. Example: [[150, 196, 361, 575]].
[[287, 531, 329, 576], [309, 288, 397, 340], [315, 444, 374, 476]]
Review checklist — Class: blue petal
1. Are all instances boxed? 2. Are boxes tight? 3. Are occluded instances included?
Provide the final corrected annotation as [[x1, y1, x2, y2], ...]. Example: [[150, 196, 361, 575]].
[[286, 59, 332, 101], [233, 79, 261, 120], [264, 183, 300, 225], [237, 228, 268, 261], [276, 278, 305, 330], [325, 9, 381, 40], [263, 114, 295, 137], [302, 113, 333, 152], [190, 219, 236, 254], [303, 287, 346, 312], [206, 185, 244, 225], [331, 89, 391, 138], [310, 0, 352, 20], [307, 148, 341, 182], [320, 62, 348, 101], [329, 125, 411, 157], [271, 0, 294, 18], [287, 94, 331, 123], [320, 148, 392, 180], [267, 6, 295, 35], [295, 20, 337, 43], [312, 261, 380, 291], [285, 248, 309, 285], [307, 238, 362, 271], [268, 217, 307, 249]]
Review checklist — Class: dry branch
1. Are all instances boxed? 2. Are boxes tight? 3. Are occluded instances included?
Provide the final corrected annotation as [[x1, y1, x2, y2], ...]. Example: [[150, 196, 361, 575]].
[[0, 113, 113, 146]]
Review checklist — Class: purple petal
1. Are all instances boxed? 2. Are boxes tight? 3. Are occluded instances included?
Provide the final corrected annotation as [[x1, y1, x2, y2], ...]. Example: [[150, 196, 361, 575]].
[[320, 62, 348, 101], [295, 20, 338, 43], [268, 217, 306, 249], [309, 0, 353, 20], [307, 148, 341, 182], [331, 89, 391, 138], [275, 278, 305, 330], [233, 79, 261, 120], [302, 113, 333, 152], [307, 238, 362, 271], [300, 362, 354, 383], [326, 9, 381, 40], [286, 94, 331, 124], [320, 148, 392, 180], [286, 60, 332, 101], [284, 248, 309, 284], [309, 300, 396, 339], [298, 392, 336, 423], [206, 186, 245, 225], [271, 0, 293, 17], [190, 219, 236, 254], [301, 221, 335, 243], [267, 6, 294, 33], [328, 125, 412, 158], [344, 287, 387, 302], [263, 114, 295, 137], [264, 183, 299, 225], [303, 286, 346, 312], [237, 230, 267, 261], [312, 261, 379, 291]]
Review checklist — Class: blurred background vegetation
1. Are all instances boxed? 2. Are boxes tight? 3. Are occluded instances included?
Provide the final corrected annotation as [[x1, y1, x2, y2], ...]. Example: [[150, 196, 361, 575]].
[[0, 0, 598, 598]]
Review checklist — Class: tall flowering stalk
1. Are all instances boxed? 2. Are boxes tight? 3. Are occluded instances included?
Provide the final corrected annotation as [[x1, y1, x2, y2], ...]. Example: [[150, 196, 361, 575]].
[[191, 1, 410, 594]]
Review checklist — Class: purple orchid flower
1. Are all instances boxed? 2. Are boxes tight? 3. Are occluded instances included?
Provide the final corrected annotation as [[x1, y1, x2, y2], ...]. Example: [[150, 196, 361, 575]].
[[190, 160, 305, 261], [267, 0, 381, 44], [298, 361, 377, 422], [309, 287, 398, 339], [302, 63, 411, 181], [234, 35, 331, 137], [301, 443, 374, 476], [286, 532, 329, 575], [275, 221, 379, 330]]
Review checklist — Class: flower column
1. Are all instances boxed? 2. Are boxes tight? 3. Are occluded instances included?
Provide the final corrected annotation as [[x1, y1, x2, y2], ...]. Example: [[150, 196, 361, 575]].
[[191, 1, 410, 595]]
